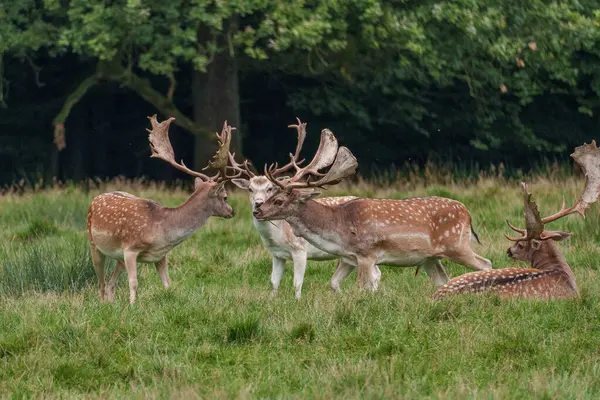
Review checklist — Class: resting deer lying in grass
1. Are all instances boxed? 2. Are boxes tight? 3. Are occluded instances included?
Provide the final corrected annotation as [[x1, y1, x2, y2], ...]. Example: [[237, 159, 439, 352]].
[[434, 141, 600, 300], [87, 116, 250, 304], [253, 126, 491, 292], [232, 119, 373, 299]]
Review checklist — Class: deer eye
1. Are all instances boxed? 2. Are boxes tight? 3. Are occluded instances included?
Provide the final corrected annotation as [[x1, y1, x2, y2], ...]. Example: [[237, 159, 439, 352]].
[[267, 187, 273, 193], [274, 199, 284, 206], [223, 196, 228, 202], [248, 188, 253, 193]]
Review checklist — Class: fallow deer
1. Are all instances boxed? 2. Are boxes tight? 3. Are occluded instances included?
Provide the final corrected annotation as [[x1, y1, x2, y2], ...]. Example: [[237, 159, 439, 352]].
[[87, 116, 250, 304], [232, 118, 372, 299], [433, 141, 600, 300], [253, 127, 492, 292]]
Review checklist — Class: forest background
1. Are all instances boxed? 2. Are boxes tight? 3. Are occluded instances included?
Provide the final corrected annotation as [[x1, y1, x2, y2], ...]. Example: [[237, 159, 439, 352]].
[[3, 0, 600, 184]]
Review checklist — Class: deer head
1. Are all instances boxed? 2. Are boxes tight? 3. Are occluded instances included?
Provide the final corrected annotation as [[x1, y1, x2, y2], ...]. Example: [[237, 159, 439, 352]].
[[147, 115, 252, 218], [232, 118, 311, 211], [506, 141, 600, 261], [253, 121, 358, 221]]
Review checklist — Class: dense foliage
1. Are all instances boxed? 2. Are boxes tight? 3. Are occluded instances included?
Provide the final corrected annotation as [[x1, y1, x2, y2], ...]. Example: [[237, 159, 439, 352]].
[[2, 1, 600, 184]]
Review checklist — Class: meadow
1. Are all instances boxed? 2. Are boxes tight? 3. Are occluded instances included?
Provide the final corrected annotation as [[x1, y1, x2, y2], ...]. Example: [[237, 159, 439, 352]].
[[1, 171, 600, 399]]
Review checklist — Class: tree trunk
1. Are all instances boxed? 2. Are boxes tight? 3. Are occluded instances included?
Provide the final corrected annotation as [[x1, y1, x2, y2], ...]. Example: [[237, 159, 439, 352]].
[[192, 17, 242, 171], [49, 148, 61, 182], [69, 105, 87, 181]]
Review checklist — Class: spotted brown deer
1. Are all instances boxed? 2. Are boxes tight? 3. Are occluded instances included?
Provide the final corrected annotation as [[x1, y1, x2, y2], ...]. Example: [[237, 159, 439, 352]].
[[87, 116, 250, 304], [232, 118, 375, 299], [253, 127, 492, 292], [433, 141, 600, 300]]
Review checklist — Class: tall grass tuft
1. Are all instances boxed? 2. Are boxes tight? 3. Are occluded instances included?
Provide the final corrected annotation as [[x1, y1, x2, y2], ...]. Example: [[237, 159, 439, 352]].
[[13, 217, 60, 241], [0, 237, 95, 296], [225, 317, 262, 344]]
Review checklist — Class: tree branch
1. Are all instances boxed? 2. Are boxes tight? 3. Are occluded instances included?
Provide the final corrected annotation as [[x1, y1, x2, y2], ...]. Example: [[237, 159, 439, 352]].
[[51, 61, 212, 151], [52, 74, 98, 151], [167, 71, 176, 101], [98, 61, 212, 139], [24, 54, 46, 87], [0, 53, 5, 108]]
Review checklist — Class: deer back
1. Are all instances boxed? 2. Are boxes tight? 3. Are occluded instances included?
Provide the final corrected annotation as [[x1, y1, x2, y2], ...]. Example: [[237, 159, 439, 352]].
[[433, 267, 578, 300], [342, 196, 473, 243], [87, 192, 160, 249]]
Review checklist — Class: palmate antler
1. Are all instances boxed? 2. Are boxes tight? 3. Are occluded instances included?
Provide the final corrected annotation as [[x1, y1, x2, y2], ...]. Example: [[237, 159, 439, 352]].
[[147, 115, 251, 182], [264, 119, 358, 191], [506, 140, 600, 241]]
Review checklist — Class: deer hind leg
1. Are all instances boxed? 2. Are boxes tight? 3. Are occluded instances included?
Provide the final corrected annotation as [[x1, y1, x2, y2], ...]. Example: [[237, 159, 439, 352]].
[[446, 249, 492, 271], [106, 261, 125, 302], [330, 259, 356, 293], [90, 244, 106, 301], [123, 250, 140, 304], [271, 256, 286, 297], [291, 251, 308, 301], [155, 256, 171, 289], [420, 259, 450, 286], [356, 256, 379, 292]]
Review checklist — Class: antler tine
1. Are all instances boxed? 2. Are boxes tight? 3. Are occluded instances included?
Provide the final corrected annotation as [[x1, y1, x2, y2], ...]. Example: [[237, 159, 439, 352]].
[[290, 117, 307, 161], [504, 218, 529, 241], [226, 152, 256, 178], [504, 232, 526, 242], [266, 118, 309, 177], [540, 140, 600, 224], [505, 218, 526, 234], [204, 121, 234, 179], [147, 115, 211, 180], [264, 163, 285, 189]]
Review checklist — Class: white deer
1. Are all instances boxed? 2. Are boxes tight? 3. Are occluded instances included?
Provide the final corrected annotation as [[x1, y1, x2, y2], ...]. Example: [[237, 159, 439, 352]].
[[231, 119, 371, 299], [87, 116, 250, 303], [253, 126, 492, 291]]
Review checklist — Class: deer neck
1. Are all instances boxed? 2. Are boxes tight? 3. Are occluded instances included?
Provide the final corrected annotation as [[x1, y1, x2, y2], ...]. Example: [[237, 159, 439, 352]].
[[253, 218, 286, 241], [286, 200, 347, 254], [161, 189, 213, 244], [530, 241, 577, 289]]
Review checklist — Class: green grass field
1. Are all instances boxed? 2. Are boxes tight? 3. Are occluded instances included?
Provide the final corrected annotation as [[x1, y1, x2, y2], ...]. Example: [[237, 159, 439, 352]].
[[1, 176, 600, 399]]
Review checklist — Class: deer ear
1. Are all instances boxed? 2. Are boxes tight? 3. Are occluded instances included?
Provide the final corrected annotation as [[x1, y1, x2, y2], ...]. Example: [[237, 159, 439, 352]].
[[194, 178, 204, 191], [542, 231, 572, 242], [297, 189, 321, 204], [531, 239, 542, 250], [231, 178, 250, 190]]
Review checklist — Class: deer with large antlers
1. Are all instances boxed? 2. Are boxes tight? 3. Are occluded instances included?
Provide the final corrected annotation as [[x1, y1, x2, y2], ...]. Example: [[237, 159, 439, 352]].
[[434, 141, 600, 301], [253, 125, 492, 291], [87, 116, 250, 304], [231, 119, 372, 299]]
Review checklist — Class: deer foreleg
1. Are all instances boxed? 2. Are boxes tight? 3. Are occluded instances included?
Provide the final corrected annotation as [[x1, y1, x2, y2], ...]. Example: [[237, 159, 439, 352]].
[[291, 251, 308, 300], [330, 259, 356, 293], [271, 256, 286, 297]]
